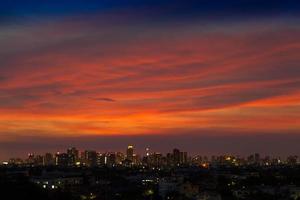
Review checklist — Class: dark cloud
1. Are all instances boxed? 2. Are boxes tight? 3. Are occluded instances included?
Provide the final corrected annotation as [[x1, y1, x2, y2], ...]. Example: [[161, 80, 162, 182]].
[[93, 98, 116, 102], [0, 82, 68, 108], [0, 94, 39, 108], [191, 81, 300, 110], [0, 76, 7, 82]]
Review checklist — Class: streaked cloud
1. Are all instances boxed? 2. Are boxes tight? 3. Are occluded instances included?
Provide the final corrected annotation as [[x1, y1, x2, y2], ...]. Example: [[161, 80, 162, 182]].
[[0, 1, 299, 159]]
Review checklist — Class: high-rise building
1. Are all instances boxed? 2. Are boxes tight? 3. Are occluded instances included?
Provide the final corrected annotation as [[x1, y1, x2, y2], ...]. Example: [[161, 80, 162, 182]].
[[34, 155, 44, 166], [167, 153, 173, 166], [84, 150, 97, 167], [67, 147, 79, 166], [132, 154, 141, 165], [56, 153, 69, 166], [116, 152, 125, 165], [27, 153, 35, 165], [179, 152, 184, 164], [143, 148, 151, 166], [183, 152, 188, 164], [153, 153, 162, 167], [172, 149, 187, 165], [254, 153, 260, 164], [173, 148, 180, 165], [126, 145, 134, 162], [146, 147, 150, 157], [107, 153, 117, 166], [43, 153, 54, 166], [247, 154, 255, 164], [97, 153, 105, 166]]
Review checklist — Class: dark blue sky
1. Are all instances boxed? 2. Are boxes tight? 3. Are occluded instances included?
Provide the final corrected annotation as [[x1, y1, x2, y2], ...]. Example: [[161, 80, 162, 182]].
[[1, 0, 300, 22]]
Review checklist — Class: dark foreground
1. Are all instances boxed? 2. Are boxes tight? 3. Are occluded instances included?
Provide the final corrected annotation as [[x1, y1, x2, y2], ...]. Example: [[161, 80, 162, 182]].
[[1, 165, 300, 200]]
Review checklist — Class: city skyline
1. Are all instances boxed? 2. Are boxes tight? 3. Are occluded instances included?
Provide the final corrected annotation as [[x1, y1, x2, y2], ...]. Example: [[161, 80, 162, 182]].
[[4, 144, 298, 167], [1, 1, 300, 160], [2, 140, 299, 163]]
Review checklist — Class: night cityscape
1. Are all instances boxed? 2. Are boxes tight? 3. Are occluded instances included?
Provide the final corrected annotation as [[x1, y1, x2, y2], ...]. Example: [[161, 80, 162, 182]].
[[1, 0, 300, 200], [1, 146, 300, 200]]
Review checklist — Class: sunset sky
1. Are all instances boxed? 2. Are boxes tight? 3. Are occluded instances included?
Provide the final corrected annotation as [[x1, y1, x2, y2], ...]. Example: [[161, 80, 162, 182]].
[[0, 0, 300, 160]]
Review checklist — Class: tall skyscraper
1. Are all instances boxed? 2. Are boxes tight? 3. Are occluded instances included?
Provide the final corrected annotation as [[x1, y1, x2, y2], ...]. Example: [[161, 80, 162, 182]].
[[84, 150, 97, 167], [126, 145, 134, 162], [67, 147, 79, 166], [173, 148, 180, 165]]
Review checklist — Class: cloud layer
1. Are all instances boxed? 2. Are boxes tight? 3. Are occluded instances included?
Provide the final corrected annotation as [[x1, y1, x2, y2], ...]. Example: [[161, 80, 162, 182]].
[[0, 1, 299, 159]]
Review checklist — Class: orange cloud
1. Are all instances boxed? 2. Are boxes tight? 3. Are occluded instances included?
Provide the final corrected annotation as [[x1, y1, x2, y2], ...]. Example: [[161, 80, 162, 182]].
[[0, 16, 299, 140]]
